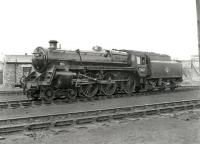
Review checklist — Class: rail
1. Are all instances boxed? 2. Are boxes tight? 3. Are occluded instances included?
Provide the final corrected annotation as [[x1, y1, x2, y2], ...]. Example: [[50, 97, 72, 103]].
[[0, 99, 199, 134], [0, 85, 198, 110]]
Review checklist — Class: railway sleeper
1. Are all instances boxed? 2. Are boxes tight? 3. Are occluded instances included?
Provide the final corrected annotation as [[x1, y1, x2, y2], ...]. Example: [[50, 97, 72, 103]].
[[159, 107, 174, 113], [132, 105, 146, 111], [69, 112, 87, 118], [75, 117, 95, 125], [185, 105, 194, 110], [75, 114, 114, 124], [54, 120, 74, 127], [33, 101, 43, 106], [143, 105, 158, 110], [96, 116, 110, 122], [117, 107, 132, 112], [100, 109, 117, 114], [194, 104, 200, 108], [173, 106, 186, 111], [0, 120, 8, 125], [122, 109, 158, 117], [112, 113, 127, 120], [10, 103, 21, 108], [21, 102, 32, 107], [127, 111, 145, 118], [145, 109, 159, 115], [190, 100, 199, 104], [0, 117, 31, 126], [27, 122, 51, 130], [9, 117, 30, 125], [0, 125, 25, 134], [0, 104, 8, 109], [172, 102, 184, 106]]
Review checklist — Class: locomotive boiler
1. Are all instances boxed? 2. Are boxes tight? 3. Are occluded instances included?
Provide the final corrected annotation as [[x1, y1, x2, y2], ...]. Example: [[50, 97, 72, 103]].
[[22, 40, 182, 101]]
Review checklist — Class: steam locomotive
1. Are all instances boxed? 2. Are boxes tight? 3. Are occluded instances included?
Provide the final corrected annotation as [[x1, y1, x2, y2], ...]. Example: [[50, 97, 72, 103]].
[[22, 40, 182, 101]]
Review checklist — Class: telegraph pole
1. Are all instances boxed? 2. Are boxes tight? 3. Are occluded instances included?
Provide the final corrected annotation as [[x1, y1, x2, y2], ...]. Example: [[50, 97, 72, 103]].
[[196, 0, 200, 71]]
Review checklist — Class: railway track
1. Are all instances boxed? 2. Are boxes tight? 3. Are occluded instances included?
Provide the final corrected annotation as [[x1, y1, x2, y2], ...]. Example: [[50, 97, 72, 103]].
[[0, 99, 200, 134], [0, 85, 199, 110], [0, 90, 23, 95]]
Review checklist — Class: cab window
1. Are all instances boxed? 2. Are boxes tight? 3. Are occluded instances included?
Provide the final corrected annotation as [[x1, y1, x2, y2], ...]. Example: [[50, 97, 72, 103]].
[[136, 56, 141, 64], [136, 56, 146, 65], [141, 57, 146, 65]]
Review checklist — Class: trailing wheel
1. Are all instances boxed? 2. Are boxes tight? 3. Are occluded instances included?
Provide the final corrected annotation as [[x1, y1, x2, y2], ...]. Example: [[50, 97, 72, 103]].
[[121, 74, 135, 94], [101, 72, 117, 96], [135, 86, 141, 93]]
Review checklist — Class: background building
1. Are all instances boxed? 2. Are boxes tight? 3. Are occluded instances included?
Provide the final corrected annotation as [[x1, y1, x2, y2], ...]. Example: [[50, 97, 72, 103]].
[[3, 55, 32, 87], [1, 53, 199, 88], [0, 61, 3, 84]]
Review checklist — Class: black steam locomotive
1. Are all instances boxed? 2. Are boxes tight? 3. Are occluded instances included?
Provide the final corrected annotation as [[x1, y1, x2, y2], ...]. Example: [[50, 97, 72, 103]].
[[22, 40, 182, 101]]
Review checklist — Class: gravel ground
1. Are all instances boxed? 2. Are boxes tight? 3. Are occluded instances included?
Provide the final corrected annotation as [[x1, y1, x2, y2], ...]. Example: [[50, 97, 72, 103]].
[[0, 81, 199, 144], [1, 109, 200, 144], [0, 89, 200, 120], [0, 95, 26, 101]]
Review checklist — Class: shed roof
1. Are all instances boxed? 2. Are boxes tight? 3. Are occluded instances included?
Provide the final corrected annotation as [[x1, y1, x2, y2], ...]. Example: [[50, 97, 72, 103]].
[[4, 55, 32, 63]]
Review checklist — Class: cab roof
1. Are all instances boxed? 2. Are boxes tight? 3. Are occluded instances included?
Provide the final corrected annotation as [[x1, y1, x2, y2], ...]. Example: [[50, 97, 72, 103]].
[[120, 50, 171, 61]]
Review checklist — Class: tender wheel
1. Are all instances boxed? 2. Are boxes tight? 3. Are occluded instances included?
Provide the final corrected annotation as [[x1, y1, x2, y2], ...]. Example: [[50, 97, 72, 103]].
[[42, 87, 55, 102], [122, 74, 135, 94], [159, 85, 166, 91], [170, 87, 175, 91], [170, 81, 176, 91], [79, 84, 99, 98], [101, 72, 117, 96]]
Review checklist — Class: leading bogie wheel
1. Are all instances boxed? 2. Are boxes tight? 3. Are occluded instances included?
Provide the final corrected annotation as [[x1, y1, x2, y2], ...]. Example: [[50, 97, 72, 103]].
[[27, 90, 39, 101], [42, 87, 55, 102]]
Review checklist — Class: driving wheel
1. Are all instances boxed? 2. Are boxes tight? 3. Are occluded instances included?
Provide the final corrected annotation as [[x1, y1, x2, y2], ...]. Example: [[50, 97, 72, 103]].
[[101, 72, 117, 96]]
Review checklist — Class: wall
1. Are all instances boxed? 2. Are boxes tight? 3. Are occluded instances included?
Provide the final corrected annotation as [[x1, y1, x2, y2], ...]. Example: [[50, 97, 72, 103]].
[[3, 63, 31, 88], [181, 60, 192, 68], [0, 70, 2, 84], [0, 62, 3, 84], [3, 63, 15, 87]]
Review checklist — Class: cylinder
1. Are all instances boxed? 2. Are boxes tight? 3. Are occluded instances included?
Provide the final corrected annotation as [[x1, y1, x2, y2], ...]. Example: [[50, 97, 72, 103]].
[[54, 71, 76, 88]]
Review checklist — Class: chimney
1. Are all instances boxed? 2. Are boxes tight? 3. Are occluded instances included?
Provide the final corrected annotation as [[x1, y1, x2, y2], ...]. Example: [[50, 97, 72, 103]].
[[49, 40, 58, 50]]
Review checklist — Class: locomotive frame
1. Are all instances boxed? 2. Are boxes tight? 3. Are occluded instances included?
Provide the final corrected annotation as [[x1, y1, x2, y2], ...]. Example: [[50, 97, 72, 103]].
[[22, 40, 183, 102]]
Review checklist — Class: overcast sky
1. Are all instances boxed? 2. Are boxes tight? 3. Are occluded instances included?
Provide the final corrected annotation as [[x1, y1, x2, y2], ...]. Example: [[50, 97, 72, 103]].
[[0, 0, 198, 60]]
